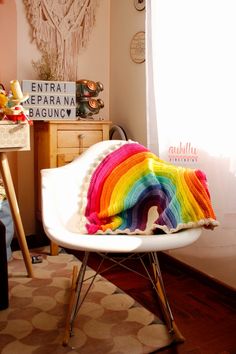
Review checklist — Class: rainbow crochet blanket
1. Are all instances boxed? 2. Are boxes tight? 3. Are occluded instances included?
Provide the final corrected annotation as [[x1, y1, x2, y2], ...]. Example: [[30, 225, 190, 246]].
[[78, 141, 218, 234]]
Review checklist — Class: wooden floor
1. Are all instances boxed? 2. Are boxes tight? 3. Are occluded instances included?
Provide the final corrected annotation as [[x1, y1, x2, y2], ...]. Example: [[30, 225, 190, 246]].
[[70, 250, 236, 354]]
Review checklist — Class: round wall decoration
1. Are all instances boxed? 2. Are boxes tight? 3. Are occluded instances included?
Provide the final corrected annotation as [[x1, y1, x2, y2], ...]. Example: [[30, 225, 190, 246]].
[[130, 31, 145, 64], [134, 0, 145, 11]]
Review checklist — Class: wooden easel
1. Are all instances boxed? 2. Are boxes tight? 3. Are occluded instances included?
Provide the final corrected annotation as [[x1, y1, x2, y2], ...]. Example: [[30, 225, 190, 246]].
[[0, 152, 33, 277], [0, 151, 33, 277]]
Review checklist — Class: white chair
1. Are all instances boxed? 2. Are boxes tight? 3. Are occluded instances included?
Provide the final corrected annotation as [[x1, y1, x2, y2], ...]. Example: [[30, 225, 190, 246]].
[[41, 140, 202, 346]]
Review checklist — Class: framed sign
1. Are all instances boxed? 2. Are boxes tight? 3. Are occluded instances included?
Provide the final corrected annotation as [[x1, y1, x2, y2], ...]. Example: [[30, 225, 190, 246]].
[[22, 80, 76, 120], [130, 31, 145, 64]]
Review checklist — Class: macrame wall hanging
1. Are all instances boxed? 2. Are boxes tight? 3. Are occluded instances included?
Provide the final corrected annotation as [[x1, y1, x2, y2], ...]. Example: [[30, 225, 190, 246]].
[[23, 0, 99, 81]]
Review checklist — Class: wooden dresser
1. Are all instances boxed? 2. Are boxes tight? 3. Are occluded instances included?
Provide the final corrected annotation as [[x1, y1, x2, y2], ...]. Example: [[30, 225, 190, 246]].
[[34, 120, 111, 255]]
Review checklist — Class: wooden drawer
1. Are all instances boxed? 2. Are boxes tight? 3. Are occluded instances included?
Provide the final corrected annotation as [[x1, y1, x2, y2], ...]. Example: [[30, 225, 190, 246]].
[[57, 153, 80, 166], [57, 130, 102, 148]]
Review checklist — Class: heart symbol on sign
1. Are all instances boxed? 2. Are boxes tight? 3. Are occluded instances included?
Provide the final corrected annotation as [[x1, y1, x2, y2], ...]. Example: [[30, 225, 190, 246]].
[[66, 109, 71, 117]]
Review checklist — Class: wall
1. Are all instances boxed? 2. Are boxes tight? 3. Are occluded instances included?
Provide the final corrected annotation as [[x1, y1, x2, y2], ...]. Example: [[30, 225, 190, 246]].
[[110, 1, 236, 290], [13, 0, 144, 234], [153, 1, 236, 290], [0, 0, 18, 183], [110, 0, 146, 145], [1, 1, 235, 289], [13, 0, 110, 235], [1, 0, 144, 234]]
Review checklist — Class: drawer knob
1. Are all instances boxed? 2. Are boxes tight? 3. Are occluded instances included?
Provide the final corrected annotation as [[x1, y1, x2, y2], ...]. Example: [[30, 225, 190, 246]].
[[78, 134, 84, 153]]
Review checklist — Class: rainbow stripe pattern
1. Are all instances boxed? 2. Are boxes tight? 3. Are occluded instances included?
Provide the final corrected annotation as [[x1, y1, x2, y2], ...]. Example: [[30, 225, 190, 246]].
[[80, 141, 218, 234]]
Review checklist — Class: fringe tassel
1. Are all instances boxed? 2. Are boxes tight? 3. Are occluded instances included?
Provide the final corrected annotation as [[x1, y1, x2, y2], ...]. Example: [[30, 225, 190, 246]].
[[23, 0, 99, 80]]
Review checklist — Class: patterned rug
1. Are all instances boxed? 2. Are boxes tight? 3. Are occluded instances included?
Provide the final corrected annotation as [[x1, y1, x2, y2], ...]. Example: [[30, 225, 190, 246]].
[[0, 247, 172, 354]]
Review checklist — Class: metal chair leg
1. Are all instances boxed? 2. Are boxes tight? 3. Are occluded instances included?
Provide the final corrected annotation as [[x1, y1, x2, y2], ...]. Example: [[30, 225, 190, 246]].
[[63, 251, 185, 347], [151, 252, 185, 343]]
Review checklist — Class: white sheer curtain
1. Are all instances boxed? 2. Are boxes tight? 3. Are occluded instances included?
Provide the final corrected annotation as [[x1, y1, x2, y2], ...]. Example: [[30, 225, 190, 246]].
[[145, 0, 236, 287], [146, 0, 236, 172], [145, 1, 159, 155]]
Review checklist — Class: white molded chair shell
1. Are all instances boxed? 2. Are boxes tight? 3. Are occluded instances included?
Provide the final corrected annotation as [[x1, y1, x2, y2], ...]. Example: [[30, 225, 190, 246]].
[[41, 140, 202, 253], [41, 139, 203, 346]]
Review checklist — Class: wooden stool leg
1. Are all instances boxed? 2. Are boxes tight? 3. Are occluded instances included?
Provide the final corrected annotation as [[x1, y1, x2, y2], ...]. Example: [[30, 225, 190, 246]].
[[50, 241, 59, 256], [0, 152, 33, 278], [63, 265, 78, 346], [63, 252, 90, 346]]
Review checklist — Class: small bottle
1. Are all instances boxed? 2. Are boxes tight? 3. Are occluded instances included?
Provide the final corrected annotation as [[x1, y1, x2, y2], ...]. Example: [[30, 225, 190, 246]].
[[76, 79, 104, 98], [77, 98, 104, 118]]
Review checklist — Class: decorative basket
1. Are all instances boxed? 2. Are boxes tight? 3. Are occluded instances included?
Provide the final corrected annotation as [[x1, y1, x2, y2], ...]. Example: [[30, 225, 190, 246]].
[[0, 122, 30, 151]]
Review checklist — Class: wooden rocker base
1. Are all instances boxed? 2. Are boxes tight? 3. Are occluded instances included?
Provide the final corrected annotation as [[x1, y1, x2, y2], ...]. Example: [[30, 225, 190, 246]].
[[62, 252, 185, 347]]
